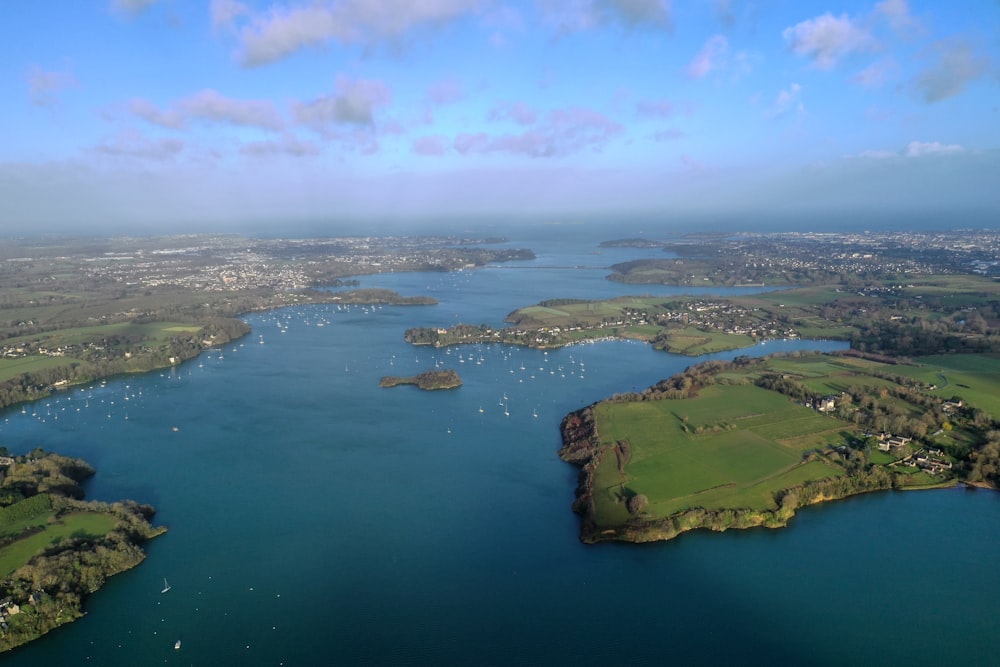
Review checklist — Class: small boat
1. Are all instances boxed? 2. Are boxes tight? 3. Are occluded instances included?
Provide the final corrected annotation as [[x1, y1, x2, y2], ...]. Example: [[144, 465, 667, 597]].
[[161, 578, 171, 593], [175, 640, 182, 650]]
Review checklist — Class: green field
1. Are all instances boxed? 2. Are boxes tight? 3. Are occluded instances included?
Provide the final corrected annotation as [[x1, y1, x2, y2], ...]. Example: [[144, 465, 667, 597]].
[[0, 356, 81, 383], [575, 349, 986, 539], [1, 321, 202, 349], [0, 512, 119, 578], [515, 297, 663, 328], [655, 327, 755, 355], [592, 385, 849, 521], [895, 354, 1000, 417]]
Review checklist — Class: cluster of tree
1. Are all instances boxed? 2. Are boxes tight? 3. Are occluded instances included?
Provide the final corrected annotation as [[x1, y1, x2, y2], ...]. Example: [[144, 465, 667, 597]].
[[606, 258, 841, 287], [0, 453, 94, 503], [851, 320, 999, 356], [404, 324, 494, 346], [967, 430, 1000, 485], [778, 465, 896, 511], [379, 369, 462, 390]]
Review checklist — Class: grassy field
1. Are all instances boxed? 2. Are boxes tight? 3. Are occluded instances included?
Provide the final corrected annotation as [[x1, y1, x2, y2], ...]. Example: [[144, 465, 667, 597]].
[[761, 355, 901, 395], [592, 384, 850, 521], [515, 297, 664, 328], [655, 328, 755, 355], [0, 356, 82, 383], [2, 321, 202, 349], [579, 348, 990, 535], [0, 512, 119, 578], [893, 354, 1000, 417]]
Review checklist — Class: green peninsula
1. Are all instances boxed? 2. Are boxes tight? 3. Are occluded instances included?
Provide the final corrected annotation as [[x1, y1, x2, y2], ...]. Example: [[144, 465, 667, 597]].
[[405, 271, 1000, 357], [379, 369, 462, 390], [561, 351, 1000, 543], [0, 450, 164, 652]]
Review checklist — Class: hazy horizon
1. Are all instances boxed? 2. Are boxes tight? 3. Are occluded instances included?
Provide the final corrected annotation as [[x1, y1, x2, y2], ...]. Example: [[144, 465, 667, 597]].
[[2, 1, 998, 234]]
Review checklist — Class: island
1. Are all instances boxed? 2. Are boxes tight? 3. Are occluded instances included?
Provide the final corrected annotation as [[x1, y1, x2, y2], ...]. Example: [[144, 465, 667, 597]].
[[0, 449, 164, 652], [379, 369, 462, 390]]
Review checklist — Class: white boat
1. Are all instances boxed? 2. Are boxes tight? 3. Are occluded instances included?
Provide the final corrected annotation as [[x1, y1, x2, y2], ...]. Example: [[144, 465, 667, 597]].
[[161, 578, 171, 593], [174, 640, 182, 650]]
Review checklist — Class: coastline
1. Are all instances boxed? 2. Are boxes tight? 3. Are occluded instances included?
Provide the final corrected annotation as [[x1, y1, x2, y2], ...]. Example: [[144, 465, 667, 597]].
[[0, 454, 165, 653], [0, 288, 437, 414]]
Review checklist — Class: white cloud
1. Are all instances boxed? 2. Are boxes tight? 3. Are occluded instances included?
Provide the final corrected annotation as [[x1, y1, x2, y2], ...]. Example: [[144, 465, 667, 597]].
[[241, 135, 320, 157], [211, 0, 250, 29], [852, 57, 898, 88], [782, 13, 872, 70], [131, 90, 284, 131], [875, 0, 921, 35], [295, 76, 392, 128], [489, 101, 538, 125], [604, 0, 672, 28], [482, 5, 524, 46], [94, 129, 184, 161], [904, 141, 963, 157], [915, 39, 990, 103], [858, 149, 895, 160], [454, 107, 622, 158], [766, 83, 803, 118], [235, 0, 480, 66], [686, 34, 727, 79], [538, 0, 672, 33], [181, 90, 284, 129], [130, 98, 185, 128], [854, 141, 965, 160], [412, 135, 449, 156], [26, 66, 78, 107], [426, 78, 464, 106], [636, 99, 673, 117], [454, 132, 491, 154]]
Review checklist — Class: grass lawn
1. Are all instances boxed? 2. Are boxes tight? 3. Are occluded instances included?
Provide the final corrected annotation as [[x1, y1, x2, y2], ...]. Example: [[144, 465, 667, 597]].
[[592, 384, 853, 520], [0, 512, 119, 579], [657, 328, 755, 355], [0, 356, 82, 383]]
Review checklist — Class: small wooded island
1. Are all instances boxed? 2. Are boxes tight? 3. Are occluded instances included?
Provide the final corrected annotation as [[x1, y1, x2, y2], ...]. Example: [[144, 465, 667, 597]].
[[0, 450, 164, 652], [379, 369, 462, 390]]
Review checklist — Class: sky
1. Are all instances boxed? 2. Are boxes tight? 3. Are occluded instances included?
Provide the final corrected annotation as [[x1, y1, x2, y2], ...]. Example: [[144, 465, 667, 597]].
[[2, 0, 999, 233]]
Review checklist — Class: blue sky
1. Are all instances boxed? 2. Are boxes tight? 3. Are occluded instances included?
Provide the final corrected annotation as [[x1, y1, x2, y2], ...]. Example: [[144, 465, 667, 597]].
[[2, 0, 998, 232]]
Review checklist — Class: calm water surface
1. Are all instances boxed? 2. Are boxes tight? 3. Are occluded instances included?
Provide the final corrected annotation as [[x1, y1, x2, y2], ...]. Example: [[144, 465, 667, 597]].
[[1, 238, 998, 666]]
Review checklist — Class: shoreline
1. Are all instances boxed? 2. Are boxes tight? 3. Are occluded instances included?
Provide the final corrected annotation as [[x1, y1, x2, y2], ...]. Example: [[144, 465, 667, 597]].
[[0, 287, 436, 414]]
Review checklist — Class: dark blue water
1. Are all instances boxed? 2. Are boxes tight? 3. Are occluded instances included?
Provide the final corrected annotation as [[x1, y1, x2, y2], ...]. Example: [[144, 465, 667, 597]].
[[1, 242, 997, 666]]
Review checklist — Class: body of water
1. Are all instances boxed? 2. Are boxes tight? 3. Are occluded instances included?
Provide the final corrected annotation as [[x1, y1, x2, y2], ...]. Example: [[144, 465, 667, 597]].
[[1, 238, 998, 666]]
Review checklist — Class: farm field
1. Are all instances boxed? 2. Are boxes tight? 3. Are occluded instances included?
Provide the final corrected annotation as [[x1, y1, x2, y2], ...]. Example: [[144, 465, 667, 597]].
[[575, 350, 983, 539], [1, 321, 203, 348], [0, 357, 82, 383], [0, 512, 119, 578], [654, 327, 755, 355], [897, 353, 1000, 417], [592, 385, 850, 521]]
